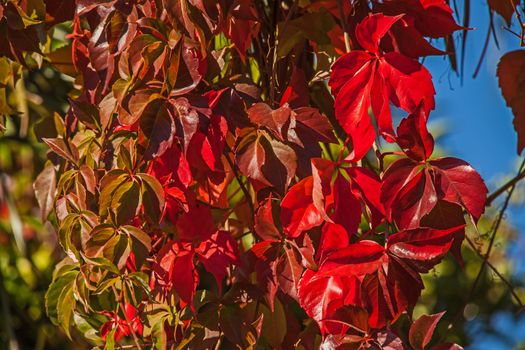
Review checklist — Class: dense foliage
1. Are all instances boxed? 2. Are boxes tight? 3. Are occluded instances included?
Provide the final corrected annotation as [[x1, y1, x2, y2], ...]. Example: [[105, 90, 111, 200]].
[[1, 0, 525, 349]]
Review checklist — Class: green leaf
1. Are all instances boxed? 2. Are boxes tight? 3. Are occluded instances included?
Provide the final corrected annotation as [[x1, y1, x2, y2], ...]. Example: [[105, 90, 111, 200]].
[[122, 225, 151, 268], [110, 180, 141, 225], [98, 170, 129, 218], [259, 298, 287, 347], [137, 172, 165, 224], [45, 269, 78, 328], [81, 254, 121, 275]]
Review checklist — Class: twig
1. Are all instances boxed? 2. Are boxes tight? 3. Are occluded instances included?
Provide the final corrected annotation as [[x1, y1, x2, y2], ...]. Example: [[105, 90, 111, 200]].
[[467, 158, 525, 306], [486, 161, 525, 206], [472, 8, 494, 79], [465, 236, 524, 308], [509, 0, 525, 46], [445, 159, 525, 335], [269, 0, 299, 103], [224, 149, 255, 217], [460, 0, 471, 84]]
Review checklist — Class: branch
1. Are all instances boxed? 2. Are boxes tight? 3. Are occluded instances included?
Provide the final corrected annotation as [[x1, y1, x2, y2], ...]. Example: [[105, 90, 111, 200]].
[[468, 158, 525, 304], [486, 161, 525, 206], [269, 0, 299, 103], [465, 236, 524, 308], [445, 159, 525, 335], [224, 148, 255, 218], [337, 0, 352, 53]]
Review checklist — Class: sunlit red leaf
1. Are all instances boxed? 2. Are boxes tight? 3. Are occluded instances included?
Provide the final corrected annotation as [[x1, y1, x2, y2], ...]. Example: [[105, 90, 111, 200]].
[[329, 14, 435, 160], [281, 177, 323, 238]]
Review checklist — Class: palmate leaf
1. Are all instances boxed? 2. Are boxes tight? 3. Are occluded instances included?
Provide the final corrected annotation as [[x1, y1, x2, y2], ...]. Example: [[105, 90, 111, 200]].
[[381, 157, 487, 229], [298, 226, 464, 331], [329, 13, 436, 161]]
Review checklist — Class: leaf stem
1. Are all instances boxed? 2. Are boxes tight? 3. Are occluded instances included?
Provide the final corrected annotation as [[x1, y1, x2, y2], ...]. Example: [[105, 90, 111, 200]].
[[337, 0, 352, 53], [224, 149, 255, 218]]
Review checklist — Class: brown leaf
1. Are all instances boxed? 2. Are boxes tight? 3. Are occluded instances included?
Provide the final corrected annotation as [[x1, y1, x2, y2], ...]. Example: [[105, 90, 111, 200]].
[[497, 50, 525, 154], [139, 98, 176, 160], [488, 0, 515, 26], [33, 164, 57, 221]]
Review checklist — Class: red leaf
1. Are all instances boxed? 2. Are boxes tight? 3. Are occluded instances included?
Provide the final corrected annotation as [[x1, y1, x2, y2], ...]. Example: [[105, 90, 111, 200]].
[[409, 312, 446, 350], [355, 13, 403, 54], [388, 226, 465, 272], [298, 269, 357, 334], [345, 167, 385, 228], [196, 231, 239, 293], [329, 14, 435, 160], [497, 50, 525, 154], [397, 107, 435, 161], [235, 129, 297, 193], [288, 107, 335, 145], [276, 244, 304, 300], [299, 226, 462, 331], [152, 241, 198, 308], [250, 241, 281, 310], [280, 67, 310, 108], [149, 142, 192, 189], [311, 158, 336, 223], [280, 177, 323, 238], [429, 157, 488, 221], [223, 0, 260, 56], [139, 98, 176, 160], [316, 240, 385, 278], [382, 156, 486, 229], [328, 174, 362, 235], [317, 223, 350, 264], [381, 158, 437, 229], [100, 304, 143, 342], [254, 195, 282, 241], [175, 200, 216, 241], [488, 0, 515, 26], [376, 0, 462, 38], [248, 103, 291, 139]]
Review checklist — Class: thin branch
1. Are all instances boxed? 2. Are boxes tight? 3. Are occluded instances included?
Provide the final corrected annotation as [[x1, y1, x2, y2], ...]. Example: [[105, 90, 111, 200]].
[[465, 236, 524, 308], [337, 0, 352, 53], [509, 0, 525, 46], [269, 0, 299, 104], [486, 161, 525, 206], [459, 0, 471, 84], [468, 158, 525, 303], [472, 8, 493, 79], [446, 159, 525, 335], [224, 148, 255, 217]]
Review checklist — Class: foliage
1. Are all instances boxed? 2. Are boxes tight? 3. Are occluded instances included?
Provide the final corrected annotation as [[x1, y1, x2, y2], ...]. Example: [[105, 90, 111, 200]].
[[1, 0, 525, 349]]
